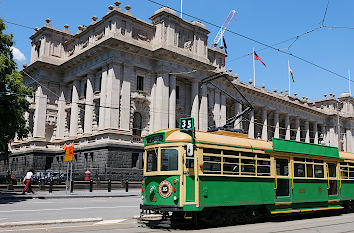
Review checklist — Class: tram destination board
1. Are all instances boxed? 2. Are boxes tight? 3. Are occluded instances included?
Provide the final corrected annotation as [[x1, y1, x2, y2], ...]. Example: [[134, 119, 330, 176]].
[[144, 132, 165, 146], [179, 117, 194, 131]]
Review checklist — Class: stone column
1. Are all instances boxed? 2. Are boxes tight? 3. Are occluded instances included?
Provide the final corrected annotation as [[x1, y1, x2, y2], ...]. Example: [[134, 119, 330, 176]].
[[295, 118, 301, 141], [220, 94, 226, 127], [150, 77, 156, 133], [154, 73, 169, 130], [199, 84, 208, 131], [261, 108, 268, 140], [213, 90, 220, 127], [248, 109, 255, 139], [329, 119, 338, 147], [191, 81, 199, 130], [346, 123, 353, 152], [98, 66, 108, 130], [33, 86, 47, 138], [321, 125, 327, 145], [313, 123, 318, 144], [105, 64, 121, 129], [285, 115, 290, 140], [56, 88, 66, 139], [84, 73, 94, 134], [273, 112, 279, 138], [305, 121, 310, 143], [169, 74, 176, 129], [120, 64, 132, 131], [234, 103, 242, 130], [69, 80, 80, 137]]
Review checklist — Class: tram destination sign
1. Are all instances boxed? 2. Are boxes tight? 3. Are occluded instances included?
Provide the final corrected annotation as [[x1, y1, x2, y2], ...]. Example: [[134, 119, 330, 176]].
[[179, 117, 195, 140], [144, 132, 165, 146], [179, 117, 194, 131]]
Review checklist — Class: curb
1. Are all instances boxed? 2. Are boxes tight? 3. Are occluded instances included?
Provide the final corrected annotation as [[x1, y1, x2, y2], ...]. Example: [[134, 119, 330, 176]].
[[0, 218, 103, 228], [0, 193, 139, 200]]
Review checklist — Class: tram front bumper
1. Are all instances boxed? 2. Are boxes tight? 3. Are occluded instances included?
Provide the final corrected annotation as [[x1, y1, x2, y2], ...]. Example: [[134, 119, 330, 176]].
[[140, 204, 183, 212]]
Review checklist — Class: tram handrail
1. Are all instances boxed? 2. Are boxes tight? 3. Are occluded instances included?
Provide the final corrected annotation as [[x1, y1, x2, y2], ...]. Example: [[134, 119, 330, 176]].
[[326, 164, 330, 190], [274, 160, 277, 190]]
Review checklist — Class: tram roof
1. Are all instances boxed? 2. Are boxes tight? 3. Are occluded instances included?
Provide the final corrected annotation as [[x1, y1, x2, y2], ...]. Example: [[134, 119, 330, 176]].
[[151, 129, 354, 159], [154, 129, 273, 151]]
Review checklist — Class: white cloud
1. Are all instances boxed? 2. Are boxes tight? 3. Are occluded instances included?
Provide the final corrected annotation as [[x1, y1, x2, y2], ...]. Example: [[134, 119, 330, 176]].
[[11, 46, 26, 62]]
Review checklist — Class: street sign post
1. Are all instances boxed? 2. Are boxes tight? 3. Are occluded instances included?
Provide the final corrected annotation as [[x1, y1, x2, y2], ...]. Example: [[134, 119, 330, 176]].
[[63, 142, 74, 195]]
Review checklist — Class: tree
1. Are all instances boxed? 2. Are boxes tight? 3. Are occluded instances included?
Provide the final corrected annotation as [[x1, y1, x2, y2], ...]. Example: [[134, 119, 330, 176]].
[[0, 19, 32, 153]]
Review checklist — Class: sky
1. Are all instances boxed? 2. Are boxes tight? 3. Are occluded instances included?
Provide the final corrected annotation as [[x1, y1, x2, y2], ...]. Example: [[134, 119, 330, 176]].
[[1, 0, 354, 101]]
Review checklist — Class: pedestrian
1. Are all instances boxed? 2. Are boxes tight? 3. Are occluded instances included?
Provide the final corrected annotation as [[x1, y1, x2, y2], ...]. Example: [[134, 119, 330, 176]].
[[22, 168, 35, 194]]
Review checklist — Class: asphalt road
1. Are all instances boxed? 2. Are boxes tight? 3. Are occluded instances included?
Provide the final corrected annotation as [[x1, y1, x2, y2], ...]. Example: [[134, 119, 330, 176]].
[[2, 197, 354, 232], [2, 212, 354, 232], [0, 196, 141, 223]]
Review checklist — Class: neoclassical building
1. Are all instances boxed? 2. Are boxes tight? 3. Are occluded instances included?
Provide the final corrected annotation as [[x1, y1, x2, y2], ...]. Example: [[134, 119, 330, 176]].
[[2, 2, 353, 180]]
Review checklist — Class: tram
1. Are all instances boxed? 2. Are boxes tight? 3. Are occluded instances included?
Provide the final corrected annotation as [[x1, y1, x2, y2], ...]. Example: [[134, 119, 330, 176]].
[[140, 117, 354, 225]]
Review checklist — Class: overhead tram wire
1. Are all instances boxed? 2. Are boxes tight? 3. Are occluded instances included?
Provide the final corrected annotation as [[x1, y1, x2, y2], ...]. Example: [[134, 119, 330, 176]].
[[146, 0, 353, 83]]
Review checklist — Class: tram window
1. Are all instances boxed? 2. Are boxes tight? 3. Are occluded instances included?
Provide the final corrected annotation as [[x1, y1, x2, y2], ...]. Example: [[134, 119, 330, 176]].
[[314, 165, 324, 178], [223, 157, 239, 163], [161, 149, 178, 171], [241, 159, 255, 175], [341, 167, 349, 178], [276, 159, 289, 176], [294, 163, 305, 177], [294, 157, 305, 162], [203, 156, 221, 162], [204, 148, 221, 155], [349, 167, 354, 178], [314, 159, 324, 163], [146, 150, 158, 172], [241, 152, 255, 158], [257, 165, 270, 176], [223, 150, 239, 156], [306, 158, 313, 162], [223, 163, 239, 173], [328, 163, 336, 177], [349, 163, 354, 166], [203, 162, 221, 173], [340, 162, 348, 165], [306, 164, 314, 177], [258, 154, 270, 159]]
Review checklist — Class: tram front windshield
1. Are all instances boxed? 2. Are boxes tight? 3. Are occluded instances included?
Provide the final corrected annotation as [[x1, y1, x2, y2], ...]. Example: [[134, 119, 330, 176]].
[[146, 148, 178, 172]]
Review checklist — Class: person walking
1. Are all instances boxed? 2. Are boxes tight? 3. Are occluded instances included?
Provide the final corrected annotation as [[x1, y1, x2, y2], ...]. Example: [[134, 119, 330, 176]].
[[22, 169, 35, 194]]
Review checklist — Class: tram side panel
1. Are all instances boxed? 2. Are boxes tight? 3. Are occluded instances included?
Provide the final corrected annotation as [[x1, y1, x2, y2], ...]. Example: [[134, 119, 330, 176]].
[[198, 176, 275, 208]]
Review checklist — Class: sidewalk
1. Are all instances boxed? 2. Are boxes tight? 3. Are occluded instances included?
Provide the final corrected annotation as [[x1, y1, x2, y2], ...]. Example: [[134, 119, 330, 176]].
[[0, 189, 140, 200]]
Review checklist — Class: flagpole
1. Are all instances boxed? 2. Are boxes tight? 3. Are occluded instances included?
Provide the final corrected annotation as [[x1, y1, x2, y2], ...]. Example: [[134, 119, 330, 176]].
[[349, 69, 352, 96], [253, 48, 255, 87], [180, 0, 183, 18], [288, 60, 291, 96]]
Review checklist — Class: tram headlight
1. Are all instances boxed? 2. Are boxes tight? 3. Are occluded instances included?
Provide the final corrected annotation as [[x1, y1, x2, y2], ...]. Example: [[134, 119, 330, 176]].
[[173, 196, 177, 201], [141, 195, 144, 200]]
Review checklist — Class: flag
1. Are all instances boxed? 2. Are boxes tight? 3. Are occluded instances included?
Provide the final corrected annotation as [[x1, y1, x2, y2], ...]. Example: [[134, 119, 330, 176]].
[[222, 36, 227, 54], [254, 52, 267, 67], [289, 64, 295, 82], [63, 141, 74, 161]]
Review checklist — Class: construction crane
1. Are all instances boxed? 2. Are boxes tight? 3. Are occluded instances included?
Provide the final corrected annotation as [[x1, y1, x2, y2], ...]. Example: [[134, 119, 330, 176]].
[[211, 10, 237, 47]]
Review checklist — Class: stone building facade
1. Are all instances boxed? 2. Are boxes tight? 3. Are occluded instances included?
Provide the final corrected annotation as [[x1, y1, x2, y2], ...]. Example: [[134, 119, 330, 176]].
[[1, 2, 353, 180]]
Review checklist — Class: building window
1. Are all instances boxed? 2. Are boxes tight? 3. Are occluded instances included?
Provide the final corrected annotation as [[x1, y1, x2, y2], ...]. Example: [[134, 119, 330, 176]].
[[132, 153, 139, 168], [137, 76, 144, 91], [121, 20, 126, 35], [132, 112, 142, 136], [176, 85, 180, 99]]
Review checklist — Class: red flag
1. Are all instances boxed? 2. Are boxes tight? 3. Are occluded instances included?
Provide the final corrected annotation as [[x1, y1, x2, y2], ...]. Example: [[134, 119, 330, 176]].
[[254, 52, 267, 67]]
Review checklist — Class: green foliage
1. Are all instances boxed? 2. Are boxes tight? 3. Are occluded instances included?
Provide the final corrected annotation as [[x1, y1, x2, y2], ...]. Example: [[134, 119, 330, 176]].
[[0, 18, 32, 153]]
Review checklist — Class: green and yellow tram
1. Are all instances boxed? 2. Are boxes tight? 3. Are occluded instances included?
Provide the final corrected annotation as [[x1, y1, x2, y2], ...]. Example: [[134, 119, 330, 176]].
[[140, 127, 354, 224]]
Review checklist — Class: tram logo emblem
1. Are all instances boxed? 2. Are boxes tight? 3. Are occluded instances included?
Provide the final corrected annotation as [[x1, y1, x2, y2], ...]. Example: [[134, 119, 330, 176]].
[[158, 180, 173, 198]]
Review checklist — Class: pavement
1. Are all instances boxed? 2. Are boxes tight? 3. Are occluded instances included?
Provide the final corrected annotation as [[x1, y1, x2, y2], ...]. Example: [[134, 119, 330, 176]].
[[0, 188, 140, 200]]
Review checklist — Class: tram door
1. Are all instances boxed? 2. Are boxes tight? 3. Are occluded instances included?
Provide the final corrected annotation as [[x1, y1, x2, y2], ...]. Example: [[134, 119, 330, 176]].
[[184, 144, 196, 203], [327, 163, 339, 199], [275, 158, 291, 201]]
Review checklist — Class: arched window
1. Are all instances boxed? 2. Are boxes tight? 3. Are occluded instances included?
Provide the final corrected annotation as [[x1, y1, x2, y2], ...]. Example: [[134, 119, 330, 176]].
[[132, 112, 142, 136]]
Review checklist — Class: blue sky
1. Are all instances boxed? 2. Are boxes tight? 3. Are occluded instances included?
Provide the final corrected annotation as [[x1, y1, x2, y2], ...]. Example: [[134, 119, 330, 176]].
[[1, 0, 354, 100]]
